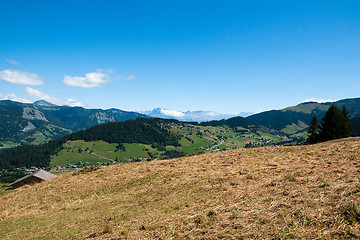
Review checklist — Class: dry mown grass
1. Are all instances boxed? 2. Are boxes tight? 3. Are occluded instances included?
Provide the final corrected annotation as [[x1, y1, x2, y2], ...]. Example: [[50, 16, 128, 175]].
[[1, 138, 360, 239]]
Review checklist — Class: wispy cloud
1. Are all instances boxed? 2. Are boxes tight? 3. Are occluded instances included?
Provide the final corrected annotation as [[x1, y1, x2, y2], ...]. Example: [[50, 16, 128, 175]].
[[0, 92, 32, 103], [25, 87, 85, 107], [96, 68, 115, 74], [0, 69, 43, 85], [126, 75, 135, 80], [63, 71, 108, 88], [4, 58, 20, 65], [303, 98, 337, 103]]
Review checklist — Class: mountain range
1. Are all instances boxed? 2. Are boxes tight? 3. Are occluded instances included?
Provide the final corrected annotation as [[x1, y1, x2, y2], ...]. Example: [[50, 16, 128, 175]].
[[0, 100, 147, 145], [139, 108, 253, 122], [1, 97, 360, 147], [1, 97, 360, 179], [247, 98, 360, 136]]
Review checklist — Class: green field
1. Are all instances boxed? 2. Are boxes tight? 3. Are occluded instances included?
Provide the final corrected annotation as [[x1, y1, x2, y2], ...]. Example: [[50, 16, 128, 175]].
[[48, 122, 300, 169], [0, 141, 21, 150], [50, 140, 155, 167], [177, 135, 213, 154]]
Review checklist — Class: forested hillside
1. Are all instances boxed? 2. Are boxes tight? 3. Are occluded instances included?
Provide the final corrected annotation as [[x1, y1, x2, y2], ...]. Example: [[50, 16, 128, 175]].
[[0, 100, 147, 146], [247, 110, 311, 131], [0, 101, 71, 143], [69, 118, 180, 146], [0, 118, 180, 170], [200, 115, 255, 128], [246, 98, 360, 136]]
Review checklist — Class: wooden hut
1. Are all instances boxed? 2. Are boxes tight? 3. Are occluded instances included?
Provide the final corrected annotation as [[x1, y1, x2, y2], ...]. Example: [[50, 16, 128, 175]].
[[9, 169, 56, 189]]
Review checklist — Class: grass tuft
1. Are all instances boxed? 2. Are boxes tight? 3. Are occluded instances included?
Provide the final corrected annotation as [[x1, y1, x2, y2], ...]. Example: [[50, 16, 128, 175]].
[[341, 202, 360, 223]]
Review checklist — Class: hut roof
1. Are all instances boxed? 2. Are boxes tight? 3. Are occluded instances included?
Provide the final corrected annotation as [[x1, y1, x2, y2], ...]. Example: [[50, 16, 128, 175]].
[[9, 169, 56, 187]]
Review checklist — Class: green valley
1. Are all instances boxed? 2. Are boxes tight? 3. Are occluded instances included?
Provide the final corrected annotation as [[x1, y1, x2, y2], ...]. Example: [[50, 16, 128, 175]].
[[48, 121, 293, 171]]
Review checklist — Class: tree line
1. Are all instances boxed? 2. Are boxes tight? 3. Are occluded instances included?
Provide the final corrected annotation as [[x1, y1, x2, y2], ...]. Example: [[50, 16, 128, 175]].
[[307, 105, 352, 144], [0, 118, 181, 170]]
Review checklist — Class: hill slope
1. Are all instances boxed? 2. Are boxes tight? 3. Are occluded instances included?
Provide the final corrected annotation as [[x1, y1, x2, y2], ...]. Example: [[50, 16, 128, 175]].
[[1, 138, 360, 239], [0, 100, 147, 146], [247, 97, 360, 136]]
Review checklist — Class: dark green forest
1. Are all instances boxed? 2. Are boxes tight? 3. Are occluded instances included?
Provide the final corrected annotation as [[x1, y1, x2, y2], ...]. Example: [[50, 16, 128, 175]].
[[247, 110, 315, 131], [200, 116, 254, 128], [351, 117, 360, 136], [0, 118, 180, 172], [69, 118, 180, 146]]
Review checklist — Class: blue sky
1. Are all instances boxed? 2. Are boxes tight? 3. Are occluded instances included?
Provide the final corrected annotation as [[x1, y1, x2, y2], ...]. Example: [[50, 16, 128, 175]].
[[1, 0, 360, 114]]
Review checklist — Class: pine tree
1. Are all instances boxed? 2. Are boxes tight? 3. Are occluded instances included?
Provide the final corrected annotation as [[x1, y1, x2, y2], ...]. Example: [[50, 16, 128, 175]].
[[319, 105, 352, 142], [307, 115, 320, 144], [341, 105, 353, 137], [306, 105, 353, 144]]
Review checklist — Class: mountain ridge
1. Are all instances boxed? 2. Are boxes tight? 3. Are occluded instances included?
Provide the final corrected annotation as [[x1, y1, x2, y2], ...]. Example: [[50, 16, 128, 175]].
[[139, 107, 253, 122], [2, 97, 360, 147], [246, 97, 360, 135], [0, 100, 148, 145]]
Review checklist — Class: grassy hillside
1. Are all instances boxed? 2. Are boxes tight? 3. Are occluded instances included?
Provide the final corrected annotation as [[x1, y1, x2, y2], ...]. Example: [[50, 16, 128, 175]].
[[1, 138, 360, 239], [50, 140, 153, 167], [282, 101, 331, 114], [246, 98, 360, 138]]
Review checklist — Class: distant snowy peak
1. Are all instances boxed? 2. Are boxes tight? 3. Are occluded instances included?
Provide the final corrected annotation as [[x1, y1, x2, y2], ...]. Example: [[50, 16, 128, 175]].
[[140, 108, 253, 122], [160, 109, 186, 117], [142, 108, 183, 118]]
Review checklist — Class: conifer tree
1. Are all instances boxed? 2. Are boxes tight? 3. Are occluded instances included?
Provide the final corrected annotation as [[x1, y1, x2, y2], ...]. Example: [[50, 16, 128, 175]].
[[307, 115, 320, 144], [307, 105, 353, 144], [341, 105, 353, 137], [319, 105, 352, 142]]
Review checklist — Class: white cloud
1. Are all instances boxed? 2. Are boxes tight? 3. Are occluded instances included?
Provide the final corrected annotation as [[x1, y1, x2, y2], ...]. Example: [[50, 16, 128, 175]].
[[5, 58, 20, 65], [303, 98, 337, 103], [0, 69, 43, 85], [25, 87, 85, 107], [0, 92, 32, 103], [206, 112, 216, 116], [63, 72, 108, 88], [126, 75, 135, 80], [62, 99, 85, 107], [160, 109, 186, 117]]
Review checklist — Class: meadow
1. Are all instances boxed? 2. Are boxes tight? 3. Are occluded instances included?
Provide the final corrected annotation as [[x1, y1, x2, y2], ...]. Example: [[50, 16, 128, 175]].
[[1, 137, 360, 239]]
